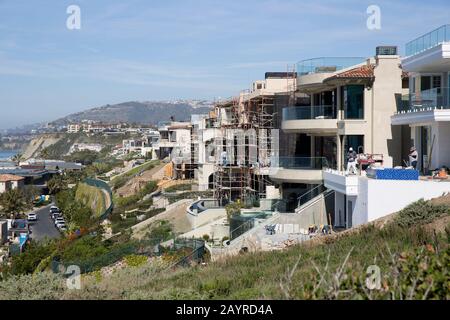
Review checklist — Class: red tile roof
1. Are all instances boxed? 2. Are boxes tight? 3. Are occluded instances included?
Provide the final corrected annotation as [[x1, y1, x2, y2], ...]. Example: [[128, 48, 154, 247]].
[[326, 64, 375, 81], [325, 64, 409, 82], [0, 174, 25, 182]]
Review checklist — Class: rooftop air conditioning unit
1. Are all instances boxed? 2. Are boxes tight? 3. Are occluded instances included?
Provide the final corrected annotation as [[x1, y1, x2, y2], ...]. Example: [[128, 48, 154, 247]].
[[376, 46, 398, 56]]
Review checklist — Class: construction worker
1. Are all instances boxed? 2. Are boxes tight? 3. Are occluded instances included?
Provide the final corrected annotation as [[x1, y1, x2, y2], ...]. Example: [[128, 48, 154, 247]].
[[346, 147, 357, 175], [409, 146, 418, 170], [220, 150, 228, 166]]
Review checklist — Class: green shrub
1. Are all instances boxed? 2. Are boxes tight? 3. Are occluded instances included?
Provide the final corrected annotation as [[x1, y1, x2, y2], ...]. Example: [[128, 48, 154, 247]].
[[395, 199, 449, 228], [225, 202, 243, 221], [144, 220, 173, 244], [7, 240, 56, 275], [0, 272, 66, 300], [56, 188, 96, 229], [165, 184, 193, 193], [124, 255, 148, 268], [76, 183, 107, 217]]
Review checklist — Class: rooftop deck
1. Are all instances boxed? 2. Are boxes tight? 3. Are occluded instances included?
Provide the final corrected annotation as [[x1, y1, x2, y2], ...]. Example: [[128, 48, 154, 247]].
[[406, 25, 450, 57]]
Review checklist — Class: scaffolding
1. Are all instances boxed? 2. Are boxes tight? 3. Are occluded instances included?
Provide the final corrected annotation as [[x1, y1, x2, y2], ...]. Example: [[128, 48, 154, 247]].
[[213, 94, 278, 206]]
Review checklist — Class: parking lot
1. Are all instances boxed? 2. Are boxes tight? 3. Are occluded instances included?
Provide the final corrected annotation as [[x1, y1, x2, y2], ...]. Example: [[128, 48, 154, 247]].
[[29, 204, 61, 242]]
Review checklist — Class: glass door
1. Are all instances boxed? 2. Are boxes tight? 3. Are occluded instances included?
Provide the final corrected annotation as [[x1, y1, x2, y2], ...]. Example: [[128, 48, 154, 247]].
[[344, 85, 364, 119], [420, 126, 431, 173]]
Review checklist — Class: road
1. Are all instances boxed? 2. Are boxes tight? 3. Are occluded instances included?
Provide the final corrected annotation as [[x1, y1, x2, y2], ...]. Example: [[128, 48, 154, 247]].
[[29, 204, 61, 242]]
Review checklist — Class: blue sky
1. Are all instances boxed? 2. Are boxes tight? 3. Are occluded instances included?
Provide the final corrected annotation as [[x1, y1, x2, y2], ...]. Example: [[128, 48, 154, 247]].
[[0, 0, 449, 129]]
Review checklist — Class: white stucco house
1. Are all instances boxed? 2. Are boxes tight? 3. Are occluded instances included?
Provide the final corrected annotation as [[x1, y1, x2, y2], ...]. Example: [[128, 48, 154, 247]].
[[0, 174, 25, 194]]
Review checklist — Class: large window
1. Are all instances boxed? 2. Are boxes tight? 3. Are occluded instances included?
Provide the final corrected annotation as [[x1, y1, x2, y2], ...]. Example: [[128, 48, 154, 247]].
[[344, 135, 364, 155], [314, 136, 337, 169], [421, 75, 442, 94], [343, 85, 364, 119]]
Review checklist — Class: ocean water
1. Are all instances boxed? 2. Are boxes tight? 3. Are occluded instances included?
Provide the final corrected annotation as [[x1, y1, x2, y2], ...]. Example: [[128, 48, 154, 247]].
[[0, 150, 19, 160]]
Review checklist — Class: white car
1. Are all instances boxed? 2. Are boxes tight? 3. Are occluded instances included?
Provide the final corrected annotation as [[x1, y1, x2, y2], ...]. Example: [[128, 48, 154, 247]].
[[49, 206, 59, 214], [57, 224, 67, 231], [54, 218, 65, 226], [27, 213, 37, 222], [51, 212, 61, 220]]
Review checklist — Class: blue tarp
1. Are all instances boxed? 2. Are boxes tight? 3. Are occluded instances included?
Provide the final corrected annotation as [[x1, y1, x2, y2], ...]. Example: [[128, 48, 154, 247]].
[[19, 233, 28, 248], [375, 169, 419, 181]]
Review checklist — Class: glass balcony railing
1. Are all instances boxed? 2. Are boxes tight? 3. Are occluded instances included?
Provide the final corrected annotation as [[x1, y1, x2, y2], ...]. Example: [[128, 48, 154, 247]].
[[283, 105, 337, 121], [272, 157, 329, 170], [297, 57, 366, 75], [396, 87, 450, 112], [405, 25, 450, 57]]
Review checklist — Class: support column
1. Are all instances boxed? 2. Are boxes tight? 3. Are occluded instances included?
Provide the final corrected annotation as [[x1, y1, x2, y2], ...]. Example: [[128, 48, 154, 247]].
[[341, 135, 346, 171], [336, 85, 343, 120], [336, 134, 342, 171]]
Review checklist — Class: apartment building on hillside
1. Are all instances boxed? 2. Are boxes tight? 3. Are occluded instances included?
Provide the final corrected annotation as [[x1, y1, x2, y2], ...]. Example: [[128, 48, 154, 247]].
[[392, 24, 450, 172], [321, 35, 450, 230], [211, 72, 296, 206], [271, 47, 409, 213]]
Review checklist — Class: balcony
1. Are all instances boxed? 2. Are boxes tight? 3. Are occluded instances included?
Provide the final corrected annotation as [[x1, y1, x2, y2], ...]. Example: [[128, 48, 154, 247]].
[[282, 105, 338, 133], [323, 169, 359, 196], [269, 157, 328, 184], [393, 87, 450, 125], [400, 87, 450, 111], [403, 25, 450, 72], [297, 57, 366, 91], [297, 57, 367, 75], [406, 25, 450, 57]]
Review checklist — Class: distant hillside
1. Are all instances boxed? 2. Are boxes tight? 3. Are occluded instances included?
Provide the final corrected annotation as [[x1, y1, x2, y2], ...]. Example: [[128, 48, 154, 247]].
[[51, 101, 213, 125]]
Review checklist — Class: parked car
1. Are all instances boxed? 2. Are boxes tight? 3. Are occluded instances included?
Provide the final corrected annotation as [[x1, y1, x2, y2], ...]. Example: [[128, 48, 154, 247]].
[[51, 212, 61, 220], [27, 213, 37, 222], [58, 225, 67, 232], [54, 218, 65, 226], [50, 207, 60, 217]]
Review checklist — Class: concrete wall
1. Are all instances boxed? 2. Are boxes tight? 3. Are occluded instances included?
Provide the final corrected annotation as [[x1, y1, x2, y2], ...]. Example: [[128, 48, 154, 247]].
[[351, 178, 450, 227], [371, 55, 404, 167], [0, 182, 7, 193], [265, 78, 296, 92], [435, 123, 450, 168], [187, 208, 227, 229], [11, 180, 24, 190], [352, 178, 369, 227], [294, 193, 332, 228], [180, 218, 229, 241], [197, 163, 214, 191]]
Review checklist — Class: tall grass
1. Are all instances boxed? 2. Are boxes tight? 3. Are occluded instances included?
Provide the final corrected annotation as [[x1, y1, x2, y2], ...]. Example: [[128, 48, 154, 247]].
[[2, 200, 449, 300]]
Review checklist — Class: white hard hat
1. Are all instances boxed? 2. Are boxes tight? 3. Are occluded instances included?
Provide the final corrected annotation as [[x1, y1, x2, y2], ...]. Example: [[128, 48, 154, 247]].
[[349, 147, 353, 151]]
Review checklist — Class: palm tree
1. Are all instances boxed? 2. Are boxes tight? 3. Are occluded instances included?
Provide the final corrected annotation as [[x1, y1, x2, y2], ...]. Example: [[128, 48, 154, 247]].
[[0, 188, 28, 219], [47, 175, 68, 195], [11, 153, 24, 166], [40, 148, 48, 158], [39, 148, 50, 164]]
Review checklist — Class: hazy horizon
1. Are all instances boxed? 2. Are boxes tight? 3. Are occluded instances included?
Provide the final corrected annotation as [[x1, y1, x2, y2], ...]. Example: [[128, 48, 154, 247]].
[[1, 0, 449, 130]]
